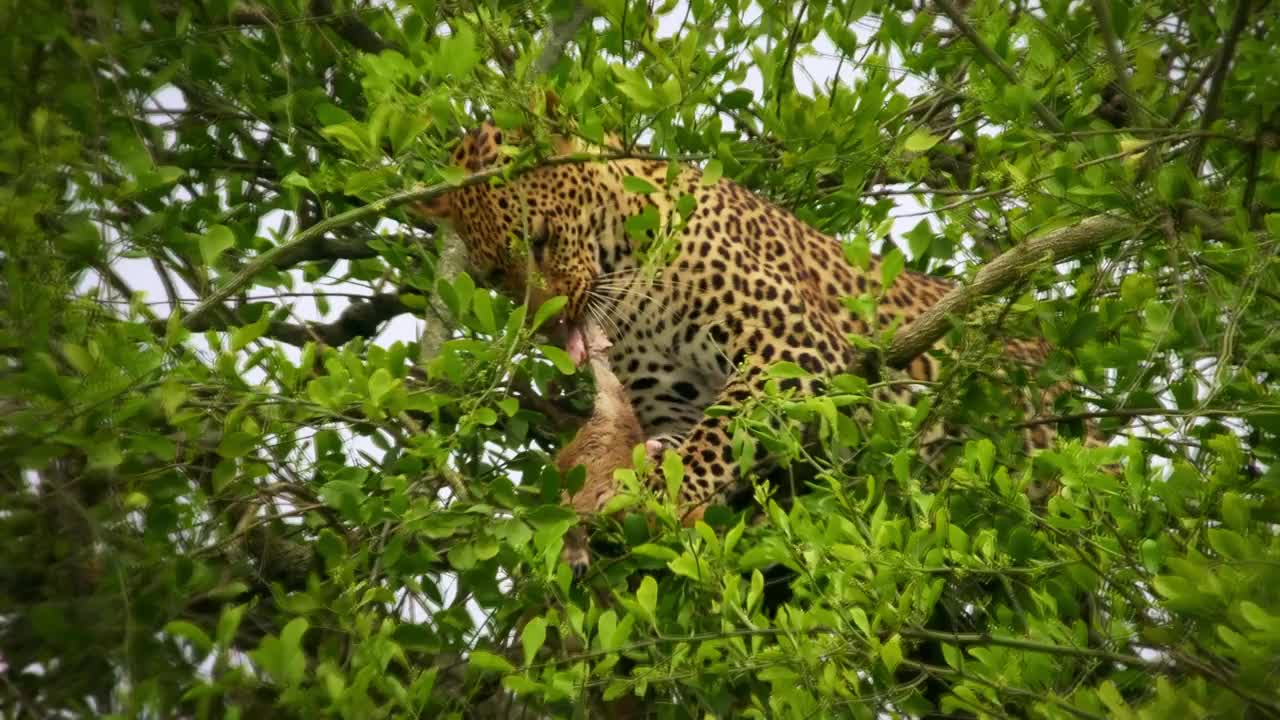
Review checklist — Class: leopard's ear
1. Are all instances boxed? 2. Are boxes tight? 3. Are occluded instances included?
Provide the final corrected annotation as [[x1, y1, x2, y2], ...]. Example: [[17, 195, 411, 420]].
[[542, 88, 561, 119], [531, 88, 580, 154]]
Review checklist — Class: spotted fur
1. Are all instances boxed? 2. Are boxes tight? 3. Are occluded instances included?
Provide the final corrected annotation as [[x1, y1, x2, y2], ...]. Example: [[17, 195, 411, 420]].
[[419, 121, 1081, 523]]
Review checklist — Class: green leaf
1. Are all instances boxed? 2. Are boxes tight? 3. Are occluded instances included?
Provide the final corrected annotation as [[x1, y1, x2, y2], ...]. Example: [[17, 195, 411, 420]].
[[319, 480, 364, 519], [538, 344, 577, 374], [368, 368, 394, 406], [321, 123, 373, 156], [941, 643, 963, 670], [1097, 680, 1131, 717], [903, 130, 941, 152], [880, 248, 905, 289], [532, 295, 568, 330], [502, 675, 544, 696], [667, 553, 709, 581], [612, 65, 662, 109], [437, 23, 480, 77], [164, 621, 213, 654], [447, 543, 477, 570], [904, 220, 934, 258], [521, 617, 547, 667], [471, 290, 497, 334], [662, 449, 684, 501], [468, 650, 515, 674], [637, 576, 657, 621], [216, 604, 246, 648], [88, 441, 123, 471], [880, 633, 903, 673], [281, 617, 309, 651], [1120, 273, 1156, 307], [724, 518, 745, 554], [1221, 491, 1249, 531], [766, 361, 810, 379], [851, 607, 871, 637], [217, 431, 256, 458], [388, 112, 431, 155], [1239, 601, 1279, 632], [597, 610, 618, 650], [1207, 527, 1250, 560], [231, 310, 271, 351], [622, 175, 658, 194], [701, 159, 724, 186], [631, 543, 679, 561], [281, 171, 313, 191], [1140, 538, 1164, 573], [439, 166, 466, 186], [1265, 213, 1280, 239], [200, 224, 235, 266]]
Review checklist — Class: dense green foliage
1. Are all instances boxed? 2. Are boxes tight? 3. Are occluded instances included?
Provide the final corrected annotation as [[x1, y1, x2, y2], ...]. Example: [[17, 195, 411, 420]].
[[3, 0, 1280, 717]]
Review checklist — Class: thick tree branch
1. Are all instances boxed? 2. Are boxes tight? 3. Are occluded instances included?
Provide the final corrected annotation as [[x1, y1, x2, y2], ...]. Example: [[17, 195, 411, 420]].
[[419, 230, 466, 363], [883, 214, 1133, 369]]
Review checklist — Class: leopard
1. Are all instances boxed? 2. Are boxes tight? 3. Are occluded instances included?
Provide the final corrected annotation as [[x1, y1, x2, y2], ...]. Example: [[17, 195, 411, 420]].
[[415, 114, 1083, 526]]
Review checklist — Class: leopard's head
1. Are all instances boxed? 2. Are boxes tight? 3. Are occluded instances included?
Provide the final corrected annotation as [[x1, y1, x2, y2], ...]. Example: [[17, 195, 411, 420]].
[[415, 114, 613, 351]]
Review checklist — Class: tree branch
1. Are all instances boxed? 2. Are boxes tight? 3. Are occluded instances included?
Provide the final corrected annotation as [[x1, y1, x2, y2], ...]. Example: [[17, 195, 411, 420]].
[[182, 152, 641, 331], [419, 230, 466, 364], [532, 3, 592, 76], [269, 232, 381, 269], [932, 0, 1066, 133], [1088, 0, 1150, 127], [883, 214, 1134, 369], [898, 626, 1154, 668], [168, 292, 414, 347], [1187, 0, 1253, 171], [228, 2, 399, 54], [309, 0, 398, 55], [1169, 52, 1220, 126]]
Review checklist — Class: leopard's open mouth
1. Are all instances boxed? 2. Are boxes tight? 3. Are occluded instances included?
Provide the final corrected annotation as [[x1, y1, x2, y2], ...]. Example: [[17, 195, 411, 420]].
[[548, 316, 590, 367], [549, 316, 611, 367]]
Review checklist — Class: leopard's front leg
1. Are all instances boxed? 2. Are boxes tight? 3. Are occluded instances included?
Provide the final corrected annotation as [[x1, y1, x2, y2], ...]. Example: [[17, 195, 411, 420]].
[[667, 351, 827, 524]]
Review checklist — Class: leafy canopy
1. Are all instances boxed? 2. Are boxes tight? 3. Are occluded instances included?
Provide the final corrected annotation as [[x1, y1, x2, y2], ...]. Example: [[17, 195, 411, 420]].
[[2, 0, 1280, 718]]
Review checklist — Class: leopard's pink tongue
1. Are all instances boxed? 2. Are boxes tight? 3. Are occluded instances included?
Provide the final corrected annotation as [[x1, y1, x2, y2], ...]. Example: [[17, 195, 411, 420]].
[[566, 323, 589, 367]]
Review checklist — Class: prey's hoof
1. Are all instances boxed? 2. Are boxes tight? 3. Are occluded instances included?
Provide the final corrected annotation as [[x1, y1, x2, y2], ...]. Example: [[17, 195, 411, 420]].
[[561, 544, 591, 581]]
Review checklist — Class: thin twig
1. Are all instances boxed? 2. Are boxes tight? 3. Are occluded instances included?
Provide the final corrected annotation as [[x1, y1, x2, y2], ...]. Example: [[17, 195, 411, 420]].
[[931, 0, 1065, 133], [774, 0, 811, 116], [1188, 0, 1253, 171], [1169, 53, 1220, 126], [1088, 0, 1151, 126], [1015, 406, 1245, 429]]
